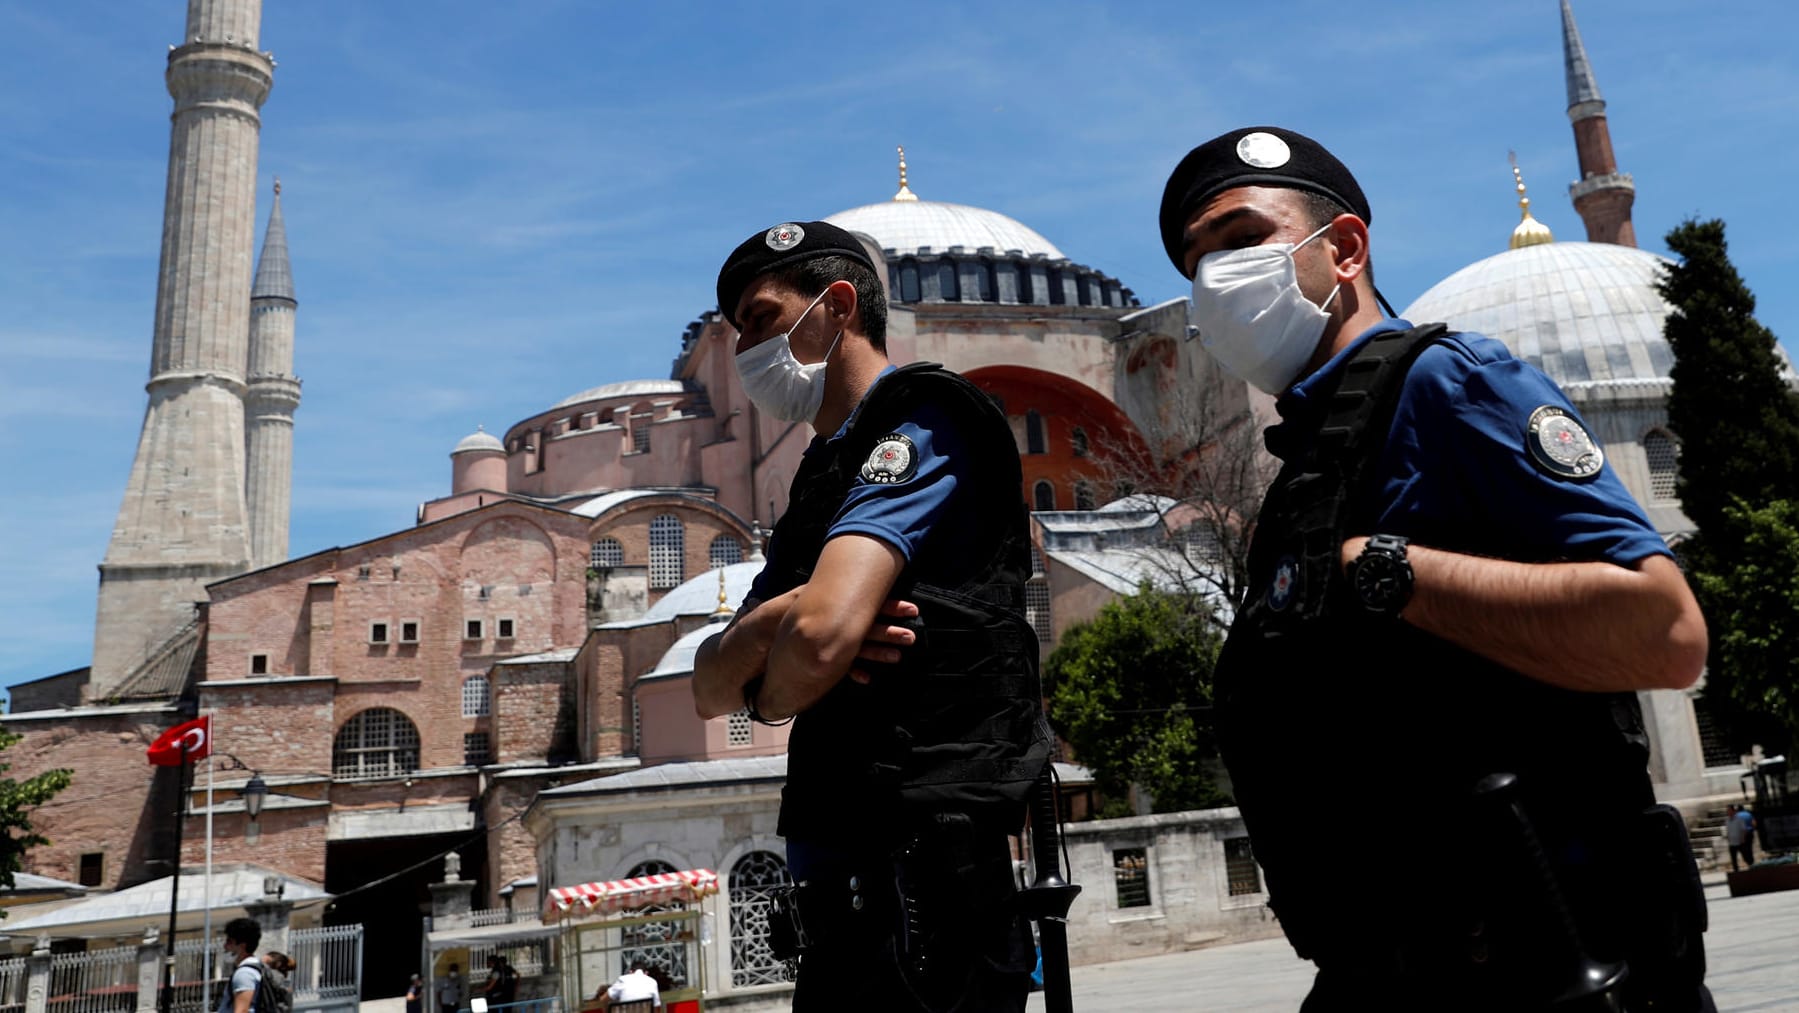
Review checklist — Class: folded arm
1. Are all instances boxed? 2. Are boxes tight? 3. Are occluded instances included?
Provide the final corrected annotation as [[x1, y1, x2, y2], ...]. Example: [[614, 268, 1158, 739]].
[[753, 534, 908, 721], [1345, 537, 1707, 693]]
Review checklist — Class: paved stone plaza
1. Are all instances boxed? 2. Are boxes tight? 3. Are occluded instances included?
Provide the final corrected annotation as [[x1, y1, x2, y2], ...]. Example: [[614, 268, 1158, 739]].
[[1027, 877, 1799, 1012]]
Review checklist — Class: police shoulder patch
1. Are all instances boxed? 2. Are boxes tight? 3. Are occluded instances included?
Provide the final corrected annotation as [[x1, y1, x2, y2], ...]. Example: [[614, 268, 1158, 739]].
[[860, 433, 919, 485], [1526, 404, 1604, 479]]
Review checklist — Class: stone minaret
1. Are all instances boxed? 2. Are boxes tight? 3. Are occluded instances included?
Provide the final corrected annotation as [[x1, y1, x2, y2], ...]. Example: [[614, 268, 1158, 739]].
[[246, 180, 300, 569], [92, 0, 274, 696], [1561, 0, 1636, 247]]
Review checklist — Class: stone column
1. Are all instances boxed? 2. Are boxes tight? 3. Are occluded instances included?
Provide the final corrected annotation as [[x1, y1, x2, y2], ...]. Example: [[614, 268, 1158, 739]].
[[24, 936, 50, 1013], [245, 876, 294, 956], [429, 853, 477, 930], [135, 928, 162, 1013]]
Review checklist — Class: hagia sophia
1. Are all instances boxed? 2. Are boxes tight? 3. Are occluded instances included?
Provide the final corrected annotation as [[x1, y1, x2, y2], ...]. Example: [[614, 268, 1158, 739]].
[[2, 0, 1780, 1001]]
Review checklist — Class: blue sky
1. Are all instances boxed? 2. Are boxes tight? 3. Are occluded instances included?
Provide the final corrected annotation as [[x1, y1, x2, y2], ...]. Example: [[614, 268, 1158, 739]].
[[4, 1, 1797, 692]]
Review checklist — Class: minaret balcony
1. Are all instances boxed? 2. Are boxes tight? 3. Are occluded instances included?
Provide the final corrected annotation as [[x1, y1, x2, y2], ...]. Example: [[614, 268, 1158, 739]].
[[1569, 171, 1635, 202]]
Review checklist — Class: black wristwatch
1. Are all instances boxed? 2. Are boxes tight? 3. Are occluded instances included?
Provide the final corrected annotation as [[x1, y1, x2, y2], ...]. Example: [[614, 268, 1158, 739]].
[[1347, 533, 1414, 616]]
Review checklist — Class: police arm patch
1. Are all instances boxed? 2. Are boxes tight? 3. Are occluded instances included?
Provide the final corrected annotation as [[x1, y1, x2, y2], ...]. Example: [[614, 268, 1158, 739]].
[[860, 433, 919, 485], [1526, 405, 1604, 479]]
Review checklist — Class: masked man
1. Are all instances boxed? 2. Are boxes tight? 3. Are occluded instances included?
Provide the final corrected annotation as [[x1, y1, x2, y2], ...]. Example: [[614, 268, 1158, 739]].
[[1158, 127, 1713, 1011], [694, 220, 1051, 1012]]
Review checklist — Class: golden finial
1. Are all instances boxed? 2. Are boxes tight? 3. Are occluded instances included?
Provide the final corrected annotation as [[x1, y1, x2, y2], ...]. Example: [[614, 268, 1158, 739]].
[[273, 176, 281, 198], [894, 145, 919, 202], [714, 567, 732, 616], [1507, 151, 1553, 250]]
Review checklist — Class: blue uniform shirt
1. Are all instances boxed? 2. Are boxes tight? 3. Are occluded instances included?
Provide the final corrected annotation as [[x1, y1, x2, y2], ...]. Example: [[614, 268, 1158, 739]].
[[1269, 318, 1669, 566], [747, 365, 976, 603]]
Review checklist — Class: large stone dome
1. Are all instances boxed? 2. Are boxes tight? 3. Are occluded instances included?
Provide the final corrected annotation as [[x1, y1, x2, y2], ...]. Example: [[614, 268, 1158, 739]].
[[826, 200, 1065, 259], [1402, 242, 1675, 387], [553, 378, 686, 410]]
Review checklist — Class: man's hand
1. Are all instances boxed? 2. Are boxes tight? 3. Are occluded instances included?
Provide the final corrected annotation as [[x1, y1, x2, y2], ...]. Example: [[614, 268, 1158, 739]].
[[1341, 536, 1707, 693], [692, 588, 801, 719], [849, 598, 920, 684]]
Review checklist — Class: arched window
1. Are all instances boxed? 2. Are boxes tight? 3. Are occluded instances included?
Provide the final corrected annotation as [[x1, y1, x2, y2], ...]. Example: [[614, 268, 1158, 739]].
[[1033, 481, 1056, 512], [623, 860, 689, 985], [1047, 269, 1066, 306], [649, 515, 684, 589], [1074, 480, 1096, 511], [332, 708, 421, 780], [631, 413, 653, 453], [898, 259, 921, 302], [729, 851, 796, 986], [709, 535, 744, 569], [590, 537, 623, 569], [1071, 427, 1089, 458], [461, 676, 492, 717], [937, 262, 959, 301], [1025, 579, 1053, 645], [1643, 429, 1678, 501], [1025, 411, 1046, 455]]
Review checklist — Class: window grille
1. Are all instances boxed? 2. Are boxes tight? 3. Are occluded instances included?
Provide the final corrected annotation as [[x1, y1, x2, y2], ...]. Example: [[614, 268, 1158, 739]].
[[1025, 581, 1053, 645], [1644, 430, 1679, 501], [709, 535, 744, 569], [1071, 427, 1089, 458], [729, 851, 796, 987], [1033, 481, 1055, 512], [1029, 545, 1045, 576], [332, 708, 421, 780], [623, 861, 688, 984], [1224, 837, 1261, 896], [649, 515, 685, 589], [1074, 481, 1096, 511], [727, 709, 753, 747], [632, 414, 652, 453], [632, 698, 643, 755], [591, 538, 624, 569], [1113, 847, 1151, 908], [463, 732, 493, 766], [462, 676, 492, 718]]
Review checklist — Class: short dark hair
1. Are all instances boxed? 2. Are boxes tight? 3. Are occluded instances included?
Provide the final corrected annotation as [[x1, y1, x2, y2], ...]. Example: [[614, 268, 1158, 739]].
[[1296, 191, 1375, 287], [763, 255, 888, 351], [225, 917, 261, 951]]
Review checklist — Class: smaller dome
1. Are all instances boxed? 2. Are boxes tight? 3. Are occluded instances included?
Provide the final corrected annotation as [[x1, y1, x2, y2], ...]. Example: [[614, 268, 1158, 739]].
[[452, 426, 504, 455], [554, 379, 685, 410], [646, 623, 726, 679]]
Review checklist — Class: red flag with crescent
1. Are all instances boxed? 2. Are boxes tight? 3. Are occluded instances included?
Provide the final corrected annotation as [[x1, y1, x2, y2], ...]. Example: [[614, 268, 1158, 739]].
[[146, 716, 211, 766]]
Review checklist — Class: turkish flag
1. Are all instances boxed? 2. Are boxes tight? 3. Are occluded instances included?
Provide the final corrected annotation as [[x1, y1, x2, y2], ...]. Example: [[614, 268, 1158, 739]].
[[146, 716, 211, 767]]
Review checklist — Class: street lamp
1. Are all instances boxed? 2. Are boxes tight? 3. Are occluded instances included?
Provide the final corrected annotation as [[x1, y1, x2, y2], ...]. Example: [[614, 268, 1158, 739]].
[[243, 773, 268, 844]]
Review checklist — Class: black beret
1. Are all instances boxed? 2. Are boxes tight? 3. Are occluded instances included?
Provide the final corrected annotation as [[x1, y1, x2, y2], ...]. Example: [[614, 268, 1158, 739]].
[[1158, 126, 1371, 276], [716, 220, 878, 328]]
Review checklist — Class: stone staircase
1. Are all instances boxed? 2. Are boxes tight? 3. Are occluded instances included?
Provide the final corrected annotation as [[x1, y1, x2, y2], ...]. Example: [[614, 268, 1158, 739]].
[[1688, 804, 1733, 871]]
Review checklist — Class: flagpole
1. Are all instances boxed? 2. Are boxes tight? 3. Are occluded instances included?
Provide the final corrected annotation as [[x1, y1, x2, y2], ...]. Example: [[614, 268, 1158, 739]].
[[158, 756, 190, 1013], [202, 746, 215, 1002]]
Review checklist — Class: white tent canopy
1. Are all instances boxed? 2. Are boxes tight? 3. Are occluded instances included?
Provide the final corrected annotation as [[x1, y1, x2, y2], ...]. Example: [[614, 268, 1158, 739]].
[[2, 863, 329, 941]]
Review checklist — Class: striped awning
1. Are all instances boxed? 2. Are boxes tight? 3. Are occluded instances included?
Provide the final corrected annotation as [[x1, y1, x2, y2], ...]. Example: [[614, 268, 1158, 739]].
[[548, 869, 719, 916]]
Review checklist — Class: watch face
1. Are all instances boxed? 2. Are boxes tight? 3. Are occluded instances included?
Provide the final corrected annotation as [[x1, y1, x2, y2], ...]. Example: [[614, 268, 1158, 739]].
[[1354, 555, 1404, 608]]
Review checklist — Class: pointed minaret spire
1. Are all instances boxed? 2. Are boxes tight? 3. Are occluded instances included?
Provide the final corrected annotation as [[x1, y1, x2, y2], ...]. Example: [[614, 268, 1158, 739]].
[[1560, 0, 1636, 247], [245, 178, 301, 569], [893, 145, 919, 202]]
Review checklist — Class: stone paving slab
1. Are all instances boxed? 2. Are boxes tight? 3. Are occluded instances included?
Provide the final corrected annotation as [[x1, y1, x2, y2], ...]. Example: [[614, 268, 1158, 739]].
[[1027, 879, 1799, 1011]]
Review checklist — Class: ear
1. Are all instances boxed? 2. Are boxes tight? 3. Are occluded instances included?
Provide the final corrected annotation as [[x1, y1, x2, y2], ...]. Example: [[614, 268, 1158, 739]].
[[824, 278, 859, 328], [1325, 214, 1370, 286]]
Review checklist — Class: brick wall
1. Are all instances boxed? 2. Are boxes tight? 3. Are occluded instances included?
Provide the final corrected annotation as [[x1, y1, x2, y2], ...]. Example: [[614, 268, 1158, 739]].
[[4, 710, 184, 890], [492, 661, 573, 765]]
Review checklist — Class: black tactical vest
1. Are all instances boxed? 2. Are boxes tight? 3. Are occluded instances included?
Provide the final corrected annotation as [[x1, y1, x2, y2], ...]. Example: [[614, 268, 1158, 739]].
[[762, 363, 1054, 844], [1216, 324, 1657, 964]]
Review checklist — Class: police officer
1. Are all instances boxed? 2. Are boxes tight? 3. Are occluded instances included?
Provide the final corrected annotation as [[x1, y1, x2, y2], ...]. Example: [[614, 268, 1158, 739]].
[[693, 220, 1051, 1012], [1158, 128, 1713, 1011]]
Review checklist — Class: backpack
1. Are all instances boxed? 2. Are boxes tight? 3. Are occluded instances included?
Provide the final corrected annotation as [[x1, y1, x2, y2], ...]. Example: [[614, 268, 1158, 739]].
[[253, 963, 293, 1013]]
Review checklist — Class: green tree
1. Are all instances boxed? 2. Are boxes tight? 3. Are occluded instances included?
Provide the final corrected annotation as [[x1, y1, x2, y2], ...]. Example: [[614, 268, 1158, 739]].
[[1691, 501, 1799, 753], [0, 730, 71, 904], [1043, 585, 1228, 814], [1660, 219, 1799, 753], [1661, 219, 1799, 535]]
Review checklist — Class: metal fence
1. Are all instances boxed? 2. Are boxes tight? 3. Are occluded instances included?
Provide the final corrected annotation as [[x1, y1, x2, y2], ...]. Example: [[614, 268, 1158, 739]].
[[0, 958, 27, 1013], [468, 934, 556, 979], [47, 945, 137, 1013], [469, 908, 522, 928], [288, 924, 363, 1005]]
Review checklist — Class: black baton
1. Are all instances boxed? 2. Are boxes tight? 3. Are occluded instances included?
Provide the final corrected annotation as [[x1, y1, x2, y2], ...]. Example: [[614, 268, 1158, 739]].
[[1017, 766, 1081, 1013]]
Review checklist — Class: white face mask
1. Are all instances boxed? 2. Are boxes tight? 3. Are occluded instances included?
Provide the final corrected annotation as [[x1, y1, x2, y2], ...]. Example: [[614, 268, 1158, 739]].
[[733, 288, 843, 423], [1190, 221, 1341, 395]]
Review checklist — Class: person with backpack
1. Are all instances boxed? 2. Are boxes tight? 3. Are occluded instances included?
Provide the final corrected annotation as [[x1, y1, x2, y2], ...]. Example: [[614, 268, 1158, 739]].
[[258, 952, 295, 1013], [218, 918, 265, 1013]]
